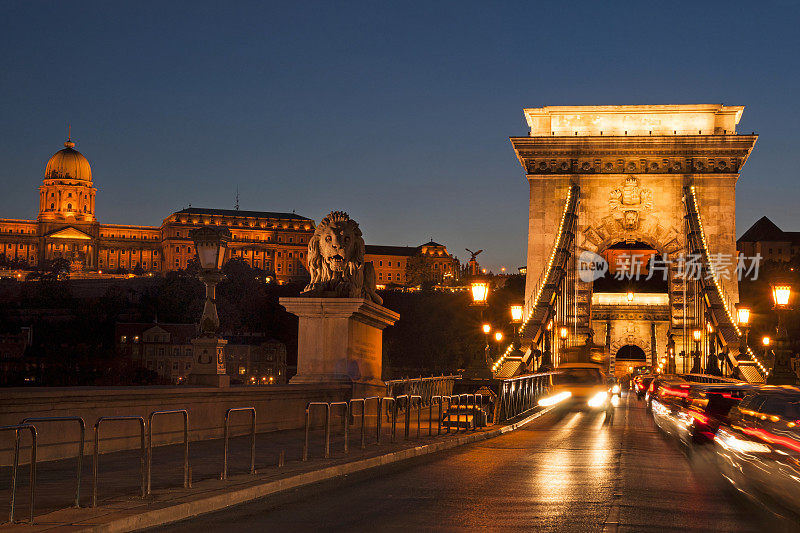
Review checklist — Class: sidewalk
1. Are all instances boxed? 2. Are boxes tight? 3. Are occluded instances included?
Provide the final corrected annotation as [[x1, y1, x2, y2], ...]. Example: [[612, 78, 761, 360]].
[[0, 406, 549, 532]]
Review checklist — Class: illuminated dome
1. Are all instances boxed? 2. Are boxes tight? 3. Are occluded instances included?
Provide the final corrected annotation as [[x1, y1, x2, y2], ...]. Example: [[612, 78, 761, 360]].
[[44, 138, 92, 182]]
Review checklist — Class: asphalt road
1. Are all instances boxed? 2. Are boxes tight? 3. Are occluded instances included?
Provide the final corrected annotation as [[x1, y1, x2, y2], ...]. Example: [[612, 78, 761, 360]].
[[158, 393, 799, 532]]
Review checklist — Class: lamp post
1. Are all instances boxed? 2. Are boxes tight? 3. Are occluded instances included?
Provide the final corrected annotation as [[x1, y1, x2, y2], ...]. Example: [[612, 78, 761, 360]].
[[736, 304, 751, 355], [690, 328, 702, 374], [188, 227, 232, 387], [706, 322, 720, 376], [482, 323, 491, 366], [767, 281, 797, 384], [470, 280, 490, 376]]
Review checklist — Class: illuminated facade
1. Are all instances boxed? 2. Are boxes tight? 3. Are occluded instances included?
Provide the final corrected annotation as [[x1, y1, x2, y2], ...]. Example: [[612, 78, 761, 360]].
[[365, 241, 457, 286], [0, 137, 314, 283]]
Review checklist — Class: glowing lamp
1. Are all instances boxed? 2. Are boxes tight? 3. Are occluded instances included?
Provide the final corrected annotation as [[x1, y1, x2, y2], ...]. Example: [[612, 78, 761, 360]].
[[762, 336, 771, 347], [470, 281, 489, 305], [482, 323, 491, 334], [707, 322, 714, 334], [736, 306, 750, 326], [559, 327, 568, 340], [771, 284, 791, 307], [692, 329, 702, 342], [626, 291, 634, 302], [190, 227, 231, 270], [510, 304, 523, 323], [494, 331, 503, 342]]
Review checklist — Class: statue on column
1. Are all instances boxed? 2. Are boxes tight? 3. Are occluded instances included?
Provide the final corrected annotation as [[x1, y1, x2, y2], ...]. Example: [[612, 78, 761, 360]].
[[302, 211, 382, 304]]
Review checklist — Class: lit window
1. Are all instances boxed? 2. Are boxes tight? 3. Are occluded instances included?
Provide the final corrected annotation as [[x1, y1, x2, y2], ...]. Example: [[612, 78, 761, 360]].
[[121, 335, 127, 343]]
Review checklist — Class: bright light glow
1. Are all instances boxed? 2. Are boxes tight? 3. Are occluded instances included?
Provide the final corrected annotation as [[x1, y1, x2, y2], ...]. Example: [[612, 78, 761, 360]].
[[611, 384, 620, 394], [482, 323, 491, 334], [559, 327, 568, 340], [538, 391, 572, 407], [736, 307, 750, 326], [772, 284, 791, 307], [707, 322, 715, 333], [610, 395, 620, 407], [494, 331, 503, 342], [762, 336, 771, 346], [593, 292, 669, 306], [626, 291, 634, 302], [716, 428, 772, 454], [693, 329, 702, 342], [470, 282, 489, 304], [510, 304, 523, 322], [588, 391, 608, 408]]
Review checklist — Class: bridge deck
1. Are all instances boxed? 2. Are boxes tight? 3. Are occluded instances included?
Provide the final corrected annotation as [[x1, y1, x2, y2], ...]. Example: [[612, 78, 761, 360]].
[[160, 393, 794, 532]]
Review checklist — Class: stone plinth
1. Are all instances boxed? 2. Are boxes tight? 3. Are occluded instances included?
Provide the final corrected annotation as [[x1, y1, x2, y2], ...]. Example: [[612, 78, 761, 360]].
[[280, 297, 399, 397], [189, 336, 230, 387]]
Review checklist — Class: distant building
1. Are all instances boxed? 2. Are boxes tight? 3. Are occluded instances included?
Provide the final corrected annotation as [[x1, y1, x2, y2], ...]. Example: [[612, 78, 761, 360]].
[[0, 136, 314, 284], [737, 216, 800, 262], [365, 241, 457, 287], [115, 322, 287, 384], [0, 326, 33, 385]]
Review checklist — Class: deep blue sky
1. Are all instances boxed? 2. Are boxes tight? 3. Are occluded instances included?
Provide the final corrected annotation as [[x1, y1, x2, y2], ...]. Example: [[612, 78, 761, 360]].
[[2, 1, 798, 271]]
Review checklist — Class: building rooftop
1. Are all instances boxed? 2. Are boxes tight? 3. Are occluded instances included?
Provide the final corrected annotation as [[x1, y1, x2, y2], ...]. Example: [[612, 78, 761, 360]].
[[174, 207, 312, 221], [738, 216, 800, 244], [365, 245, 418, 257]]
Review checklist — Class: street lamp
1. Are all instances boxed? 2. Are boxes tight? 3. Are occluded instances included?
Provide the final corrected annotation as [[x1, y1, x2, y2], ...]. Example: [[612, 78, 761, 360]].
[[767, 280, 797, 384], [510, 304, 523, 323], [736, 304, 751, 352], [691, 328, 702, 374], [494, 331, 503, 343], [470, 281, 489, 306], [626, 291, 634, 302], [188, 227, 232, 387]]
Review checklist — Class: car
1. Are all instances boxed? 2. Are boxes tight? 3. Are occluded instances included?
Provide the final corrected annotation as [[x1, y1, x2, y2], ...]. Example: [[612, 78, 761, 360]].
[[712, 386, 800, 514], [651, 381, 752, 447], [538, 363, 609, 411], [633, 374, 655, 399]]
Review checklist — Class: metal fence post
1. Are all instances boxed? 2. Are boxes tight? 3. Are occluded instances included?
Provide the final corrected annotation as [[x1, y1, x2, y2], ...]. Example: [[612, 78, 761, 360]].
[[222, 407, 256, 479], [146, 410, 189, 495], [92, 417, 144, 508], [21, 417, 84, 508], [2, 424, 37, 524], [331, 402, 349, 454]]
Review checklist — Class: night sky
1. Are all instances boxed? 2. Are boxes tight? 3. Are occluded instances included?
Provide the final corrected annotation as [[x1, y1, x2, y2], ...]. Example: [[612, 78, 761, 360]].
[[2, 1, 798, 272]]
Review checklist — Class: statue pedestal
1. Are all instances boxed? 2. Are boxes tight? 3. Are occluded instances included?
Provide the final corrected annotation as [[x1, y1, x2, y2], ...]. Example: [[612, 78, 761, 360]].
[[280, 297, 399, 397], [189, 336, 230, 387]]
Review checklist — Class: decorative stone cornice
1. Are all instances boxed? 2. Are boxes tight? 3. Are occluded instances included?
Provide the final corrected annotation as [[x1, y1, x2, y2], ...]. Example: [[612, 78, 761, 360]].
[[510, 135, 758, 176]]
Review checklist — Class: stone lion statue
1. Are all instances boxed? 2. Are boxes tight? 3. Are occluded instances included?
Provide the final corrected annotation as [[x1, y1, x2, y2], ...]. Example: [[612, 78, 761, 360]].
[[302, 211, 382, 304]]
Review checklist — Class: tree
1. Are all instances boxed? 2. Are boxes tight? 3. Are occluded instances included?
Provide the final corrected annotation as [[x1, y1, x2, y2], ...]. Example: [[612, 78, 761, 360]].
[[132, 262, 145, 276], [405, 254, 434, 287]]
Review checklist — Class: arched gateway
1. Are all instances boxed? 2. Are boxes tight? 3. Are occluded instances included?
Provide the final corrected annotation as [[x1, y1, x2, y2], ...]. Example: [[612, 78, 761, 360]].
[[494, 105, 765, 383]]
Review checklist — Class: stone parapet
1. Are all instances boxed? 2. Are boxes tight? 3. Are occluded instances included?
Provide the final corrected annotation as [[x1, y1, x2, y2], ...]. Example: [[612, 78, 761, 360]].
[[0, 383, 350, 466]]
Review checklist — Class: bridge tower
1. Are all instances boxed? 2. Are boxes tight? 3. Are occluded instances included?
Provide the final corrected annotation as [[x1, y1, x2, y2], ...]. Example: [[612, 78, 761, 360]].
[[497, 105, 764, 382]]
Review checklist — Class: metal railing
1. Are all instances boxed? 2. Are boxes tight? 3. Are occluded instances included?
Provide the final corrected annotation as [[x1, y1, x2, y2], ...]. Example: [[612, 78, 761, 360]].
[[394, 395, 422, 439], [2, 424, 37, 523], [331, 402, 349, 454], [93, 416, 145, 507], [680, 373, 744, 385], [222, 407, 256, 479], [495, 372, 555, 423], [20, 416, 84, 509], [378, 397, 396, 444], [385, 375, 461, 403], [303, 402, 331, 460], [147, 410, 189, 494]]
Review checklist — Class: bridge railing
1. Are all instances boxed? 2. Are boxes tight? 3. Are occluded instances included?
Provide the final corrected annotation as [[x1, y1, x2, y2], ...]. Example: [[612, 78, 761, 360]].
[[495, 372, 556, 423], [384, 375, 462, 405], [679, 373, 744, 384]]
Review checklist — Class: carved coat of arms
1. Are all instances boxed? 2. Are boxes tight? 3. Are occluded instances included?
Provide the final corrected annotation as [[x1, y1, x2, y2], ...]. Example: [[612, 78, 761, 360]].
[[609, 176, 653, 230]]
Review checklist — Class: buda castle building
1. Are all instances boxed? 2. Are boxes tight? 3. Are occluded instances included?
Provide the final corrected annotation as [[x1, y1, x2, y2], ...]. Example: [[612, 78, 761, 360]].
[[0, 137, 456, 285]]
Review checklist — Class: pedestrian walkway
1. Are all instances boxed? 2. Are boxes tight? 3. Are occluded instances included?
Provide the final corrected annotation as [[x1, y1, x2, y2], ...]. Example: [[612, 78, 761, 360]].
[[0, 403, 503, 531]]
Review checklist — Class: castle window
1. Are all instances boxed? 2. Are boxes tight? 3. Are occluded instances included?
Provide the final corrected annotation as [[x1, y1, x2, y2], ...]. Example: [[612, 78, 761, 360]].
[[277, 252, 281, 257], [388, 261, 391, 267], [67, 204, 72, 210], [175, 246, 180, 253], [289, 237, 293, 243], [288, 252, 292, 258], [68, 193, 72, 198], [50, 203, 55, 209]]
